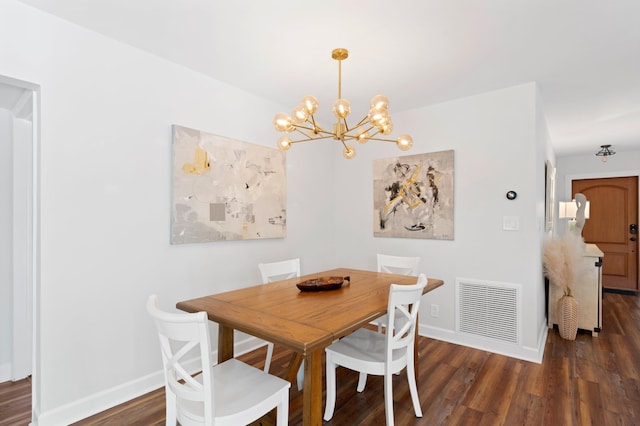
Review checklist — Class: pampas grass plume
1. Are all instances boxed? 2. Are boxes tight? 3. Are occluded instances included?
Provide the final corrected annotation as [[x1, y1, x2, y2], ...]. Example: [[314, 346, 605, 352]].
[[543, 233, 589, 296]]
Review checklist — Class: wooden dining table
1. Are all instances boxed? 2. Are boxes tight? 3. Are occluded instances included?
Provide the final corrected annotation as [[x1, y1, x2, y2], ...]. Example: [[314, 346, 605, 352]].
[[176, 267, 444, 426]]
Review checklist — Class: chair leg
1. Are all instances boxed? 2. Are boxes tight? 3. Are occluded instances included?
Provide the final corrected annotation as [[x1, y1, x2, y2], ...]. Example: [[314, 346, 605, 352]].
[[356, 372, 367, 392], [276, 392, 289, 425], [165, 386, 176, 425], [384, 372, 394, 426], [264, 342, 274, 372], [406, 355, 423, 417], [323, 355, 337, 421]]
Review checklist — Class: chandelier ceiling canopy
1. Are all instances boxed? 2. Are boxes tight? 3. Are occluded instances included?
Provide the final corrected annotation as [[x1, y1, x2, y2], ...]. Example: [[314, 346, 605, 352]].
[[273, 48, 413, 159]]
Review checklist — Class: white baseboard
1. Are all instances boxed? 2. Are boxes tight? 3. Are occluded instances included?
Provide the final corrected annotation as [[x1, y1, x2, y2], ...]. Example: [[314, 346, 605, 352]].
[[35, 369, 165, 426], [34, 335, 270, 425], [419, 323, 546, 364]]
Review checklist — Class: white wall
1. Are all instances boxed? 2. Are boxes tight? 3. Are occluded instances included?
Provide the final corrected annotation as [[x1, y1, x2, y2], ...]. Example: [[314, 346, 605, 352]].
[[0, 108, 13, 380], [333, 82, 548, 360], [1, 0, 551, 423], [1, 1, 336, 424]]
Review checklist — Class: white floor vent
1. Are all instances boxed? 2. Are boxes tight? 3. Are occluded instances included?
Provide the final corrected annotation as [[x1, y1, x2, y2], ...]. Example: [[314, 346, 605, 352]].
[[456, 279, 520, 344]]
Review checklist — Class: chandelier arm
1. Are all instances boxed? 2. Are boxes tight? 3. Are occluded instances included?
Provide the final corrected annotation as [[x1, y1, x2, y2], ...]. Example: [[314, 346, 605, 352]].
[[341, 117, 350, 133], [314, 128, 335, 137], [352, 115, 370, 129], [294, 124, 321, 135], [309, 115, 323, 134], [367, 137, 400, 143], [293, 127, 319, 140], [289, 135, 335, 144], [343, 124, 376, 139], [297, 129, 336, 142], [294, 123, 333, 137], [311, 115, 333, 136], [342, 135, 398, 144]]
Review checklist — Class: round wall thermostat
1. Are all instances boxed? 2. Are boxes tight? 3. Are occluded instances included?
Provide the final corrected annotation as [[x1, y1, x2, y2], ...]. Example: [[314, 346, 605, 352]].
[[506, 191, 517, 200]]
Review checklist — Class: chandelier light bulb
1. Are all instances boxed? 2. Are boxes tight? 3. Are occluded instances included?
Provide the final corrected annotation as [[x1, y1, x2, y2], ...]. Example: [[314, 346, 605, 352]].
[[370, 94, 389, 110], [277, 135, 292, 151], [374, 117, 391, 132], [291, 104, 309, 124], [381, 121, 393, 135], [396, 134, 413, 151], [343, 145, 356, 159], [301, 95, 319, 115], [368, 107, 389, 127], [332, 98, 351, 119], [356, 128, 371, 144], [273, 112, 294, 132]]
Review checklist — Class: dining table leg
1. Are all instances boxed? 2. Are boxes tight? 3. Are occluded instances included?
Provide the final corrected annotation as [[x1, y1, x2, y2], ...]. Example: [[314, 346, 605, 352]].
[[217, 324, 234, 364], [286, 352, 304, 386], [302, 348, 323, 426]]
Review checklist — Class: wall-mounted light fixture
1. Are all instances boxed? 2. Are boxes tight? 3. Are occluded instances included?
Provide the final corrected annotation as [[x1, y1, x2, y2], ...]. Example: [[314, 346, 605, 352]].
[[595, 144, 615, 162]]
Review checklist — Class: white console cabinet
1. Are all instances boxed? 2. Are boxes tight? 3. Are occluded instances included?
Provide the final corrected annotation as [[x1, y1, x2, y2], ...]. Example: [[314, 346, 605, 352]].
[[548, 244, 603, 336]]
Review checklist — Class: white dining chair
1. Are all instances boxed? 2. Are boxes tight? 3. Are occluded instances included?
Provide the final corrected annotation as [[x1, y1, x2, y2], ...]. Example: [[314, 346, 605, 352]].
[[258, 258, 304, 390], [323, 275, 427, 426], [258, 258, 301, 284], [372, 254, 420, 332], [147, 295, 290, 426]]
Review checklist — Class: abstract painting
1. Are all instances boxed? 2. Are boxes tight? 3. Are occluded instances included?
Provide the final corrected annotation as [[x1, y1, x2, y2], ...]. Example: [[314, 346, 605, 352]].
[[373, 150, 454, 240], [171, 125, 286, 244]]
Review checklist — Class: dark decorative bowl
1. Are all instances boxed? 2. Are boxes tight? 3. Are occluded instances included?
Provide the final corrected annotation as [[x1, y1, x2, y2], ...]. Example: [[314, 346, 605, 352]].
[[296, 276, 351, 292]]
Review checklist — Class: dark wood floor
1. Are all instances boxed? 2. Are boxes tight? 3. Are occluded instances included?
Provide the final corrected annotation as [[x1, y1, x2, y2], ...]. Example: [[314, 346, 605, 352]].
[[2, 290, 639, 425]]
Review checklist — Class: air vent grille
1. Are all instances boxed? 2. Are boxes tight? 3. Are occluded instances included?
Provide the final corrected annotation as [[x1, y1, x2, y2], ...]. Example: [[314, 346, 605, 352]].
[[457, 280, 519, 344]]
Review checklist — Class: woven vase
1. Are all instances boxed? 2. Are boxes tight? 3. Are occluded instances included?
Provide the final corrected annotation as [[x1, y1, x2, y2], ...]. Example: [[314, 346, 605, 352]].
[[557, 294, 578, 340]]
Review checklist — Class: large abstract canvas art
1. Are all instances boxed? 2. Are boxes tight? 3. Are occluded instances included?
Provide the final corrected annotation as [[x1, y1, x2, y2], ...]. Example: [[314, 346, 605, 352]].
[[171, 125, 286, 244], [373, 150, 454, 240]]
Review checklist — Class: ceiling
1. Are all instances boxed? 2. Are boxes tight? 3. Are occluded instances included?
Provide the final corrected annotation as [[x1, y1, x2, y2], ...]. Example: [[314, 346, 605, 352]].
[[11, 0, 640, 156]]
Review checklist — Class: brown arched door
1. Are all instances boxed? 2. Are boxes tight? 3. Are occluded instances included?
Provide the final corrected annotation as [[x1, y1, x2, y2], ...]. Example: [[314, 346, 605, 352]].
[[573, 176, 638, 292]]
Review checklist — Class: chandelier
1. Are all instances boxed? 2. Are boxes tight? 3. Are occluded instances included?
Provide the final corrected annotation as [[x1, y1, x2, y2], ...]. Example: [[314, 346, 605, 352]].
[[595, 144, 615, 162], [273, 48, 413, 159]]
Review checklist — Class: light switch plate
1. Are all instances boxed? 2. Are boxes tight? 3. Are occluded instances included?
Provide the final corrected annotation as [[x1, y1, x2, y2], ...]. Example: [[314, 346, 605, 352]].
[[503, 216, 519, 231]]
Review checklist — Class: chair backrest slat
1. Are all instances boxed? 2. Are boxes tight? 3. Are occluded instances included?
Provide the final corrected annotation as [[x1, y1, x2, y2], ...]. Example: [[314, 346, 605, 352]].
[[377, 254, 420, 276], [385, 275, 427, 351], [147, 295, 215, 422], [259, 258, 301, 283]]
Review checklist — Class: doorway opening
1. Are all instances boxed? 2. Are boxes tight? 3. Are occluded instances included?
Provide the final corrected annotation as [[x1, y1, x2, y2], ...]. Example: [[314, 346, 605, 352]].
[[566, 172, 639, 293], [0, 74, 39, 424]]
